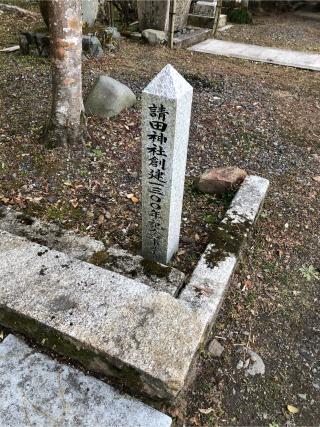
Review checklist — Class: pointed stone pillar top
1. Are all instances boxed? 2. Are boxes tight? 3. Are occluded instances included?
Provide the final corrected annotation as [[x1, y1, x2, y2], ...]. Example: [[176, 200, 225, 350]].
[[143, 64, 193, 99]]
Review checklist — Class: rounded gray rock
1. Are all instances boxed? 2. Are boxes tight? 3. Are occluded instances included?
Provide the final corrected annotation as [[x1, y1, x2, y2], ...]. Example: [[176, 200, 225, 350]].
[[85, 76, 136, 118], [207, 338, 224, 357], [142, 29, 166, 45]]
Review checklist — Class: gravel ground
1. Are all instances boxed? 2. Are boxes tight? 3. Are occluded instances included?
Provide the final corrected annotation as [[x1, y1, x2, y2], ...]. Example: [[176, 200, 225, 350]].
[[218, 12, 320, 53], [0, 5, 320, 426]]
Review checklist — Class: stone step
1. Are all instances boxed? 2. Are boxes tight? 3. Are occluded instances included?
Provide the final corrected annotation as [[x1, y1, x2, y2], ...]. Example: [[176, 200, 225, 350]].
[[173, 27, 212, 49], [0, 334, 171, 426], [188, 14, 215, 28], [192, 1, 217, 17], [0, 176, 269, 401], [187, 13, 227, 29]]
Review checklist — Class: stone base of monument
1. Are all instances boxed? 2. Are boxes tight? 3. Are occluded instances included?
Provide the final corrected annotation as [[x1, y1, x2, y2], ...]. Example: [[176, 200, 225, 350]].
[[0, 176, 269, 401], [192, 0, 217, 17], [173, 26, 212, 48], [187, 13, 228, 29], [121, 26, 211, 49], [188, 14, 215, 28]]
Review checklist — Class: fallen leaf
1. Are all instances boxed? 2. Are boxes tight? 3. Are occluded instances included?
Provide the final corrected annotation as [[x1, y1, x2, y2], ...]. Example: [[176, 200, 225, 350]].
[[126, 193, 134, 199], [244, 279, 252, 289], [0, 195, 10, 203], [189, 416, 201, 426], [98, 214, 105, 224], [177, 249, 186, 256], [312, 176, 320, 183], [287, 405, 299, 414], [169, 407, 184, 419], [27, 196, 43, 203], [70, 199, 78, 208], [131, 196, 139, 204], [199, 407, 214, 415]]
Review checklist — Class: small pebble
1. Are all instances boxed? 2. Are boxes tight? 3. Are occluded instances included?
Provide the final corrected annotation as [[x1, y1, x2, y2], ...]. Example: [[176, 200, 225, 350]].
[[207, 339, 224, 357], [297, 393, 307, 400]]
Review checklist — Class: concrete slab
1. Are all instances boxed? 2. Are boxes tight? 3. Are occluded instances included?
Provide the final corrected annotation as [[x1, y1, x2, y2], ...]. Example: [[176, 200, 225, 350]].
[[0, 230, 204, 400], [189, 39, 320, 71], [0, 334, 172, 427]]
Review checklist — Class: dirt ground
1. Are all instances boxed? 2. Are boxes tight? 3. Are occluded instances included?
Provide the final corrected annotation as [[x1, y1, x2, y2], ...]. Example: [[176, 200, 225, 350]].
[[218, 12, 320, 53], [0, 5, 319, 426]]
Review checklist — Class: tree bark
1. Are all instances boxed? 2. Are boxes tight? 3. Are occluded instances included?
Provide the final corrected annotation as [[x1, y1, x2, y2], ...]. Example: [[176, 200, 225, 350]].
[[43, 0, 86, 148]]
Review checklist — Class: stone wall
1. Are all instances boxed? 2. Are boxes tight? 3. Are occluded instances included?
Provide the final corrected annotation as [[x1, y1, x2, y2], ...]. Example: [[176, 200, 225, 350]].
[[137, 1, 170, 32], [137, 0, 192, 32], [40, 0, 99, 28], [175, 0, 193, 29]]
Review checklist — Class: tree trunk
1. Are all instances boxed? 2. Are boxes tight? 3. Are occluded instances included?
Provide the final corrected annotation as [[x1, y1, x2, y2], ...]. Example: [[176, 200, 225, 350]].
[[43, 0, 86, 148]]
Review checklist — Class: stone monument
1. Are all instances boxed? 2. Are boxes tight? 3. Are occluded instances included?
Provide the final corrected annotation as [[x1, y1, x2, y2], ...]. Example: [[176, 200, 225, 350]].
[[137, 0, 192, 32], [141, 64, 193, 264]]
